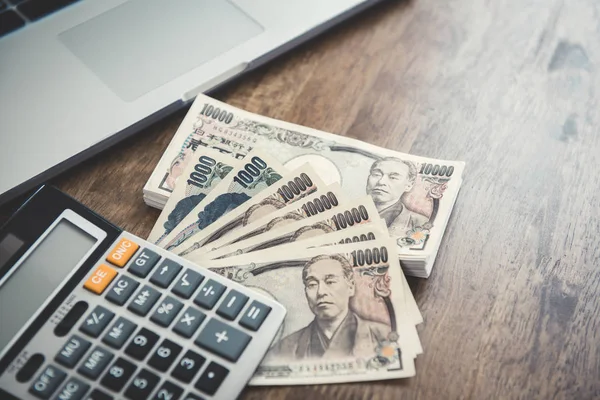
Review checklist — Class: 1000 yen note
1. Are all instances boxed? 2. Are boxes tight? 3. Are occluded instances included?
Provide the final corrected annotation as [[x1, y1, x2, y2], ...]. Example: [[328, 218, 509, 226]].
[[190, 196, 383, 262], [160, 149, 288, 251], [177, 164, 328, 256], [148, 147, 243, 244], [205, 239, 418, 385]]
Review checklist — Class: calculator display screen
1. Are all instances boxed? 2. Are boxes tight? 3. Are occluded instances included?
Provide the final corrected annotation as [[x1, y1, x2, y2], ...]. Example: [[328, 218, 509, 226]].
[[0, 219, 97, 350]]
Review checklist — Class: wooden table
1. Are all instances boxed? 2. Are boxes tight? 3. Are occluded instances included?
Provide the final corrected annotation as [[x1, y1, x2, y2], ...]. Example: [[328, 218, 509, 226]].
[[2, 0, 599, 398]]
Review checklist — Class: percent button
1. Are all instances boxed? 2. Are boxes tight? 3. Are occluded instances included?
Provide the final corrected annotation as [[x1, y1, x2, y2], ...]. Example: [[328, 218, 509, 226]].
[[150, 296, 183, 327]]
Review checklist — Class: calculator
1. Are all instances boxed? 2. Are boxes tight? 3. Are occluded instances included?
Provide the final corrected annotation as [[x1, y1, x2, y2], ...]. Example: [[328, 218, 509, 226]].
[[0, 186, 286, 400]]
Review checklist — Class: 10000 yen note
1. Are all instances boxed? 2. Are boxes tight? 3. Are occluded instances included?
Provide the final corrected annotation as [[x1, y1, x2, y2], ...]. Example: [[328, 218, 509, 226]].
[[189, 196, 383, 262], [148, 147, 243, 244], [176, 164, 328, 256], [143, 98, 253, 206], [204, 239, 419, 385], [148, 94, 465, 264], [158, 149, 288, 251]]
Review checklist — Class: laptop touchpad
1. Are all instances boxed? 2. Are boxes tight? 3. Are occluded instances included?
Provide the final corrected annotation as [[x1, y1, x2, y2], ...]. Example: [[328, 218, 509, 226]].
[[59, 0, 263, 101]]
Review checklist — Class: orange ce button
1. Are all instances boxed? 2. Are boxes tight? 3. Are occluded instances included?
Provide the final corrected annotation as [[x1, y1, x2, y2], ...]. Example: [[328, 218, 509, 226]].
[[84, 264, 117, 294]]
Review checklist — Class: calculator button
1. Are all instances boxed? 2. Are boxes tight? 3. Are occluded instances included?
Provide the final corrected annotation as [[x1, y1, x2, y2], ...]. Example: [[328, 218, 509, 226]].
[[150, 295, 184, 327], [150, 258, 182, 288], [193, 280, 226, 310], [148, 338, 182, 372], [182, 394, 204, 400], [77, 346, 114, 380], [171, 350, 205, 383], [124, 368, 160, 400], [83, 265, 118, 295], [53, 377, 89, 400], [102, 317, 137, 349], [128, 248, 160, 278], [87, 388, 113, 400], [195, 318, 251, 362], [105, 275, 139, 306], [106, 237, 139, 267], [216, 290, 248, 321], [29, 364, 67, 399], [152, 380, 184, 400], [127, 285, 161, 316], [54, 300, 88, 337], [100, 357, 137, 392], [171, 269, 204, 299], [16, 353, 45, 383], [239, 300, 272, 331], [125, 328, 159, 360], [54, 335, 91, 368], [79, 305, 115, 338], [173, 307, 206, 338], [194, 361, 229, 396]]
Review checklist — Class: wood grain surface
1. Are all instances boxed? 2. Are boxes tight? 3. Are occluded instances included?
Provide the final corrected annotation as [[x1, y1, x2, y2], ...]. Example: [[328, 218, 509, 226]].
[[2, 0, 600, 398]]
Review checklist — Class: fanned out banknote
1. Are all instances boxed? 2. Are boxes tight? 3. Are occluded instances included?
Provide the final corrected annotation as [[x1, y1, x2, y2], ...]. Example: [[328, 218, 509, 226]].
[[144, 93, 466, 384], [145, 94, 464, 277]]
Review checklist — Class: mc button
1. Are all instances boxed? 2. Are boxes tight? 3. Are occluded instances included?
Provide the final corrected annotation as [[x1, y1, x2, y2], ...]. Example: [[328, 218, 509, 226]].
[[83, 265, 117, 295]]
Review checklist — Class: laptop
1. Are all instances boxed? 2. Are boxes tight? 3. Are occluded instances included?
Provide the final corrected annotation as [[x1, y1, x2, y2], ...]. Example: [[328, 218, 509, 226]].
[[0, 0, 384, 205]]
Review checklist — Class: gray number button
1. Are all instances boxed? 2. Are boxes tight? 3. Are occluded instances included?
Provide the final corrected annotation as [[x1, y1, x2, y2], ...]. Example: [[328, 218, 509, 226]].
[[102, 317, 137, 349], [79, 305, 115, 338], [28, 364, 66, 399], [127, 285, 161, 316], [52, 377, 89, 400], [105, 275, 139, 305], [150, 296, 184, 327], [149, 259, 182, 288], [129, 248, 160, 278], [172, 269, 204, 299], [195, 318, 251, 362], [54, 335, 91, 368], [173, 307, 206, 338]]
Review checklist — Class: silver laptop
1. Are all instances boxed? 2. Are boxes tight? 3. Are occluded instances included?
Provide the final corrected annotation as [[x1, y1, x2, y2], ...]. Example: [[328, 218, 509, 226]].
[[0, 0, 383, 205]]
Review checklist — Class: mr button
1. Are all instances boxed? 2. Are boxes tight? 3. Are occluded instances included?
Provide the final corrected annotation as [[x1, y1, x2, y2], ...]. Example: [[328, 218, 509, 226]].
[[106, 237, 139, 267]]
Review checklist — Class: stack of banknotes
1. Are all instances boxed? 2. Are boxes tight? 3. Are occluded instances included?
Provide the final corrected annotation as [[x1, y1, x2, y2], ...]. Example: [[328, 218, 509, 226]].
[[141, 94, 465, 385]]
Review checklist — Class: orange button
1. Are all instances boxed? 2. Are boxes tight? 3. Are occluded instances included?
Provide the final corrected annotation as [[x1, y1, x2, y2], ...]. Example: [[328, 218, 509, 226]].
[[106, 237, 139, 267], [83, 264, 117, 294]]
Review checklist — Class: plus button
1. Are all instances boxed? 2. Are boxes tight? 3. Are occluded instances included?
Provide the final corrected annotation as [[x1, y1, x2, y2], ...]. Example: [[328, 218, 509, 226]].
[[215, 330, 229, 344]]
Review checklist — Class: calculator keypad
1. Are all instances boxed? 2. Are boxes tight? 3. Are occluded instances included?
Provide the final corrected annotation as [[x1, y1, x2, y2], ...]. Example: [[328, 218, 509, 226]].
[[6, 233, 285, 400]]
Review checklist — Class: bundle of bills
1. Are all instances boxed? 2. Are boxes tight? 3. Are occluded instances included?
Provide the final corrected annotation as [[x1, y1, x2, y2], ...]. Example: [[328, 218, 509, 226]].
[[144, 94, 464, 278]]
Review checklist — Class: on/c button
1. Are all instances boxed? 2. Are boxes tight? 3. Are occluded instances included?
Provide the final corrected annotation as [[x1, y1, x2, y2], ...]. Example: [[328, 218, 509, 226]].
[[84, 264, 117, 295]]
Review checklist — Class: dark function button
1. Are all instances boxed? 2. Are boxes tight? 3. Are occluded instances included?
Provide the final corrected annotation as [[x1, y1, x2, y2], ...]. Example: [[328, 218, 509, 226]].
[[102, 317, 137, 349], [0, 10, 25, 37], [182, 394, 204, 400], [28, 364, 67, 399], [87, 389, 113, 400], [239, 300, 272, 331], [77, 346, 114, 380], [53, 377, 89, 400], [173, 307, 206, 338], [100, 357, 136, 393], [194, 318, 251, 362], [194, 362, 228, 396], [171, 350, 205, 384], [54, 335, 91, 368], [128, 248, 160, 278], [125, 328, 159, 361], [16, 353, 45, 383], [150, 295, 184, 327], [216, 289, 248, 321], [150, 259, 182, 288], [124, 368, 160, 400], [127, 285, 161, 316], [193, 280, 226, 310], [54, 301, 88, 337], [151, 380, 183, 400], [17, 0, 80, 21], [79, 305, 115, 338], [171, 269, 204, 299], [148, 338, 182, 372], [105, 275, 139, 305]]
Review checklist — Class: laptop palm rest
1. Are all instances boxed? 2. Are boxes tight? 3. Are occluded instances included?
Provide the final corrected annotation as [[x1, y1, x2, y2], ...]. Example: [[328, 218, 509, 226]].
[[59, 0, 263, 101]]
